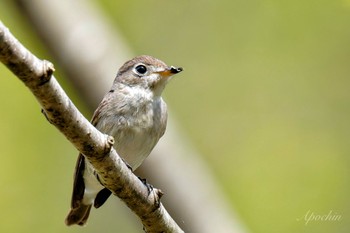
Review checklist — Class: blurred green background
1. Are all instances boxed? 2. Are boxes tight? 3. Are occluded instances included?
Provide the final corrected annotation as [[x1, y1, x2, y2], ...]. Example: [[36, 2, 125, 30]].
[[1, 0, 350, 232]]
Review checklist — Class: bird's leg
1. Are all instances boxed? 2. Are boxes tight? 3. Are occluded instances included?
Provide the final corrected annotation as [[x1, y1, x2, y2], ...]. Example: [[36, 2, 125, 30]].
[[121, 158, 133, 171], [120, 159, 153, 194], [119, 158, 153, 194], [138, 177, 154, 195]]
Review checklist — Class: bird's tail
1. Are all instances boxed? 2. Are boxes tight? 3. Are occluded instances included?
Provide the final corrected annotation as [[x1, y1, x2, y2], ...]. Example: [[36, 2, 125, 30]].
[[65, 204, 92, 226]]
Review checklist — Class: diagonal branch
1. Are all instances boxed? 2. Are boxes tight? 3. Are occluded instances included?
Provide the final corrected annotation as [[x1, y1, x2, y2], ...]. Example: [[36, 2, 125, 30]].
[[0, 21, 183, 233]]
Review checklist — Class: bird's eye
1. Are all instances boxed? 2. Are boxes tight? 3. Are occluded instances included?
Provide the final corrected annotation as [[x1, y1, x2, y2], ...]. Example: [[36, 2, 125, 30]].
[[134, 65, 147, 75]]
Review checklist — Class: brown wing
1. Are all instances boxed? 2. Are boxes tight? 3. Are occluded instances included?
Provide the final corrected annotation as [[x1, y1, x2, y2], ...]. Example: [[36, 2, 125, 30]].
[[70, 154, 85, 208], [70, 153, 112, 210], [91, 92, 113, 127], [70, 93, 113, 209]]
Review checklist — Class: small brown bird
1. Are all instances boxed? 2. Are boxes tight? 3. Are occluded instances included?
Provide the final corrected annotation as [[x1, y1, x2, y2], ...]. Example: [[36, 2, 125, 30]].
[[65, 55, 182, 226]]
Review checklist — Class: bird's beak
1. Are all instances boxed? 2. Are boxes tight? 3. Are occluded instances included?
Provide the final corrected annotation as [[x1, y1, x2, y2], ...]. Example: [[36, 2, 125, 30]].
[[158, 66, 183, 77]]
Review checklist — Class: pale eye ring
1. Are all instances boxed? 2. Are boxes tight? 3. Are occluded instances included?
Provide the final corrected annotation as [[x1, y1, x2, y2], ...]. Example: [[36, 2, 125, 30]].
[[134, 64, 147, 75]]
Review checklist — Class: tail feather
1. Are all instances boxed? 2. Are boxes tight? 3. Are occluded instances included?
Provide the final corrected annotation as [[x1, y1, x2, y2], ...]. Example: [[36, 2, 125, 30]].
[[65, 204, 92, 226]]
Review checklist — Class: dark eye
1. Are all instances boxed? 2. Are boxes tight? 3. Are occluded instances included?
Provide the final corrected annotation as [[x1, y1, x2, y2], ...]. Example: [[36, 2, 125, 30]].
[[135, 65, 147, 75]]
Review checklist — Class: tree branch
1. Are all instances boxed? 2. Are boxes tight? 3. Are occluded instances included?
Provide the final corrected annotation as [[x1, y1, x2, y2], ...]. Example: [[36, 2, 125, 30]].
[[0, 21, 183, 233]]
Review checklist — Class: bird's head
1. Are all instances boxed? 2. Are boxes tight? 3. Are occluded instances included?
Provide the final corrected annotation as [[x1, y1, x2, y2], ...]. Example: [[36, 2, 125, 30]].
[[115, 55, 183, 96]]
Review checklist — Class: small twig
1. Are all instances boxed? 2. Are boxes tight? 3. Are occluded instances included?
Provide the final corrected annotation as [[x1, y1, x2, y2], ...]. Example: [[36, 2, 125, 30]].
[[0, 21, 183, 233]]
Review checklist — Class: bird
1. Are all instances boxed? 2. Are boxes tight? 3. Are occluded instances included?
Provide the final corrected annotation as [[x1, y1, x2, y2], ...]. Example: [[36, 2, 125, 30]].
[[65, 55, 183, 226]]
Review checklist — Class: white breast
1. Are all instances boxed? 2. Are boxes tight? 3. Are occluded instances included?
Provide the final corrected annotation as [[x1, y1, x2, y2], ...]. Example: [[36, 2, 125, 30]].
[[96, 86, 167, 170]]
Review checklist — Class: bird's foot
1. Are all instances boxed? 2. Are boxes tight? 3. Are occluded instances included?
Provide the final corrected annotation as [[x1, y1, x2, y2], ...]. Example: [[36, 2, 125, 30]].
[[138, 177, 154, 195], [121, 158, 133, 171]]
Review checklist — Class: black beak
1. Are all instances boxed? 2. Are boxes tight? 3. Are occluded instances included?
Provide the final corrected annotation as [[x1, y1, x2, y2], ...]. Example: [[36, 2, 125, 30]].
[[170, 66, 183, 74]]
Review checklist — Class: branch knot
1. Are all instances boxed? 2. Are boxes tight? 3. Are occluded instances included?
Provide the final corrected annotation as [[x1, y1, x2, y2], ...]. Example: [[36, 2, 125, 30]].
[[106, 135, 115, 153], [38, 60, 55, 85]]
